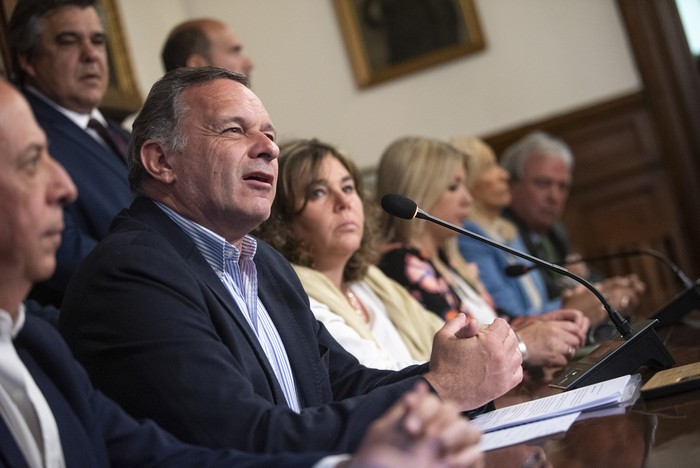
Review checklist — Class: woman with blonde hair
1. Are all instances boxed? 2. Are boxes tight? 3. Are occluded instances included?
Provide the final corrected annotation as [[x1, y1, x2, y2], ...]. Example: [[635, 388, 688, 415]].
[[376, 135, 589, 369], [451, 136, 645, 333], [449, 136, 557, 317]]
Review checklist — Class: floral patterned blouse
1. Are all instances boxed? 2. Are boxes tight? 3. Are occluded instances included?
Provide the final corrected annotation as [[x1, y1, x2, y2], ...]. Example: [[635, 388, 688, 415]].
[[378, 244, 487, 321]]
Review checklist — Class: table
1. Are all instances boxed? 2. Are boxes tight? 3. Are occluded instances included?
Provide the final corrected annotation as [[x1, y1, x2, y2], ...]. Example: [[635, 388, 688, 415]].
[[484, 315, 700, 467]]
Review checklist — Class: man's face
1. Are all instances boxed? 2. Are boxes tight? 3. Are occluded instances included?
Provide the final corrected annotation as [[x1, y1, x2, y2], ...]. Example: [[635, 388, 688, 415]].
[[19, 6, 108, 114], [0, 81, 78, 292], [205, 24, 254, 77], [163, 79, 278, 246], [509, 153, 571, 234], [427, 162, 472, 245]]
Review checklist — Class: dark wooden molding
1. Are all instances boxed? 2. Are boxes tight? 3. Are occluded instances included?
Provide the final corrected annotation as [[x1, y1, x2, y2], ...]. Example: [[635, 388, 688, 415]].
[[0, 1, 12, 79], [616, 0, 700, 273], [481, 92, 646, 156]]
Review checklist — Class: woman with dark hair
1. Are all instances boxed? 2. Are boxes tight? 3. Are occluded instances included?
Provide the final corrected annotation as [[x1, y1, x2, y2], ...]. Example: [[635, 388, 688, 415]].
[[256, 138, 443, 370]]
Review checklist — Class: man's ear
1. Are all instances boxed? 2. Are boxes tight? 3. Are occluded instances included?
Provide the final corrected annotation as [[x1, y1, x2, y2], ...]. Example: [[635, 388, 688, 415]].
[[17, 54, 37, 79], [140, 140, 176, 184], [185, 54, 209, 68]]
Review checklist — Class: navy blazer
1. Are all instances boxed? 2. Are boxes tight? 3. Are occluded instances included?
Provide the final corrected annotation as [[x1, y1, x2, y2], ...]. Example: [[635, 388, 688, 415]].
[[60, 197, 428, 453], [23, 90, 134, 307], [3, 314, 322, 467], [503, 208, 572, 300]]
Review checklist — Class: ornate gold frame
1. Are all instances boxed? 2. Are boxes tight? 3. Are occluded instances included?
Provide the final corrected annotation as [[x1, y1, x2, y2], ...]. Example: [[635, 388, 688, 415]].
[[0, 0, 16, 78], [98, 0, 142, 120], [333, 0, 486, 88]]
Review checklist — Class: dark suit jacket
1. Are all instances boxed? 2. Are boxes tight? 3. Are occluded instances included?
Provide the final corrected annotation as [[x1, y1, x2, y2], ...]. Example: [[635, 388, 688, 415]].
[[503, 208, 571, 300], [23, 89, 134, 307], [4, 314, 322, 467], [60, 197, 428, 453]]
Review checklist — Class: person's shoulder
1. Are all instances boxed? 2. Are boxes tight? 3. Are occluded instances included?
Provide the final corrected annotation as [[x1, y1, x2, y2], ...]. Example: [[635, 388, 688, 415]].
[[83, 199, 180, 266], [17, 314, 75, 363], [502, 208, 526, 232], [253, 236, 277, 254], [108, 198, 173, 239], [253, 237, 301, 277], [380, 243, 418, 260], [463, 219, 488, 236], [549, 222, 569, 242], [20, 88, 73, 123], [254, 236, 289, 262], [24, 299, 60, 327], [378, 244, 429, 283]]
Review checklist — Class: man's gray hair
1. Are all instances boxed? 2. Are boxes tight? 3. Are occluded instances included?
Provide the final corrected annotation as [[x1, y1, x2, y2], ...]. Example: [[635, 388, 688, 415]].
[[501, 131, 574, 180]]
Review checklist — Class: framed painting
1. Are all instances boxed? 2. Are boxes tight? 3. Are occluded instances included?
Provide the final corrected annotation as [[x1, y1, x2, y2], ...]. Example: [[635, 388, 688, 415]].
[[333, 0, 486, 88], [97, 0, 142, 121], [0, 0, 141, 121], [0, 0, 16, 79]]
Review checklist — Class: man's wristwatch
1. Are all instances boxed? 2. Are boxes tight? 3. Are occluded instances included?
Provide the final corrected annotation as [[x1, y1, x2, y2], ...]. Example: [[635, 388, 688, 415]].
[[516, 333, 528, 362]]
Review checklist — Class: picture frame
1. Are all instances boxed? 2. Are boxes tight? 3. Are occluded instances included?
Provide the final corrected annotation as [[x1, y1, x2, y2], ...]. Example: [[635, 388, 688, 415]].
[[333, 0, 486, 88], [97, 0, 142, 121], [0, 0, 16, 79], [0, 0, 141, 121]]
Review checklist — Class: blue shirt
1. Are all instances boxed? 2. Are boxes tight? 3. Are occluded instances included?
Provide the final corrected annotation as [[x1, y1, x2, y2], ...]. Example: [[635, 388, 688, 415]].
[[155, 202, 301, 412]]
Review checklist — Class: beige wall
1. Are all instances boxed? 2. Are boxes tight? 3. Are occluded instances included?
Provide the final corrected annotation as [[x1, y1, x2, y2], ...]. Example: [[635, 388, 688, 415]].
[[118, 0, 641, 169]]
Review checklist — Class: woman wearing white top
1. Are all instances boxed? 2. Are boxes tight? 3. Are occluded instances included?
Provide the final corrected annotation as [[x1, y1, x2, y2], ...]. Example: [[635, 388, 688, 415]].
[[256, 138, 444, 370]]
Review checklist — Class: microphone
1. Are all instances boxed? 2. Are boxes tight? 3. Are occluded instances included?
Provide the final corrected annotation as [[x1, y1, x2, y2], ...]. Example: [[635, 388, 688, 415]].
[[504, 263, 538, 277], [505, 249, 698, 328], [381, 194, 631, 335], [505, 248, 694, 290], [653, 279, 700, 327], [381, 193, 674, 390]]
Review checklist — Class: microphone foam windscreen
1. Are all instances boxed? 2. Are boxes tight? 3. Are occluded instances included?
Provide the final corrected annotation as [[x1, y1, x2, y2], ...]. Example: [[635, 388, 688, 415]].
[[381, 194, 418, 220]]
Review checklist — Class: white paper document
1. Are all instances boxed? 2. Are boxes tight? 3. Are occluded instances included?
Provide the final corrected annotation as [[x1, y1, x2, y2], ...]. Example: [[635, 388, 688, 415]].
[[472, 374, 636, 433], [480, 411, 581, 451]]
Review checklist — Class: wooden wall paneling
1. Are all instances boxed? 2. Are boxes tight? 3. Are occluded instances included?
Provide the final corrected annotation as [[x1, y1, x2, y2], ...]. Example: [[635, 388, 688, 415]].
[[564, 171, 689, 312], [0, 0, 12, 79], [616, 0, 700, 275], [558, 99, 659, 190]]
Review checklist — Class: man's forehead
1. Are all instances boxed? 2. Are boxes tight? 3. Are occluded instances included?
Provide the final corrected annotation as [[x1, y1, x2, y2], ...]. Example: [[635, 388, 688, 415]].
[[43, 5, 103, 30], [208, 23, 237, 41], [0, 83, 21, 131], [184, 78, 247, 102], [183, 80, 272, 121], [526, 153, 569, 173], [0, 89, 42, 161]]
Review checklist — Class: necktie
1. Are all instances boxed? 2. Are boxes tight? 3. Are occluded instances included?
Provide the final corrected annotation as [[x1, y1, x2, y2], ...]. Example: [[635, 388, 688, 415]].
[[87, 118, 128, 162]]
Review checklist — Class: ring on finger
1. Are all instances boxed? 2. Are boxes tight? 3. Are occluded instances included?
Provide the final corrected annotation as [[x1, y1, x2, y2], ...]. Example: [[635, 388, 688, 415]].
[[620, 295, 630, 309]]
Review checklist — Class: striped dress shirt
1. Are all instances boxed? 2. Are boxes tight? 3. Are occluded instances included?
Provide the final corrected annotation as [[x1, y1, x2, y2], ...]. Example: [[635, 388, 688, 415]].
[[155, 202, 301, 412]]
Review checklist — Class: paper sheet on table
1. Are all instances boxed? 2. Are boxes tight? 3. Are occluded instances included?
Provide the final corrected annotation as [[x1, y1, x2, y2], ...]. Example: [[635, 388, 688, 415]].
[[480, 411, 581, 451], [472, 374, 633, 433]]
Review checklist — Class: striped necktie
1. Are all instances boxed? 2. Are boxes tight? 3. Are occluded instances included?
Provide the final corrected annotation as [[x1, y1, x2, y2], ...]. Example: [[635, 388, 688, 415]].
[[87, 118, 128, 162]]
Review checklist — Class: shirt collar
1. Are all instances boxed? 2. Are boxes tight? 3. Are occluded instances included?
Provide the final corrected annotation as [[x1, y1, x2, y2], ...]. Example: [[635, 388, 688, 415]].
[[154, 201, 258, 275], [0, 303, 26, 340], [24, 85, 106, 129]]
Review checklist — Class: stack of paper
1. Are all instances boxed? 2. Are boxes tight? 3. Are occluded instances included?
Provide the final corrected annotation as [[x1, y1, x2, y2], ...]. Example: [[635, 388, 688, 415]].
[[477, 374, 641, 451]]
